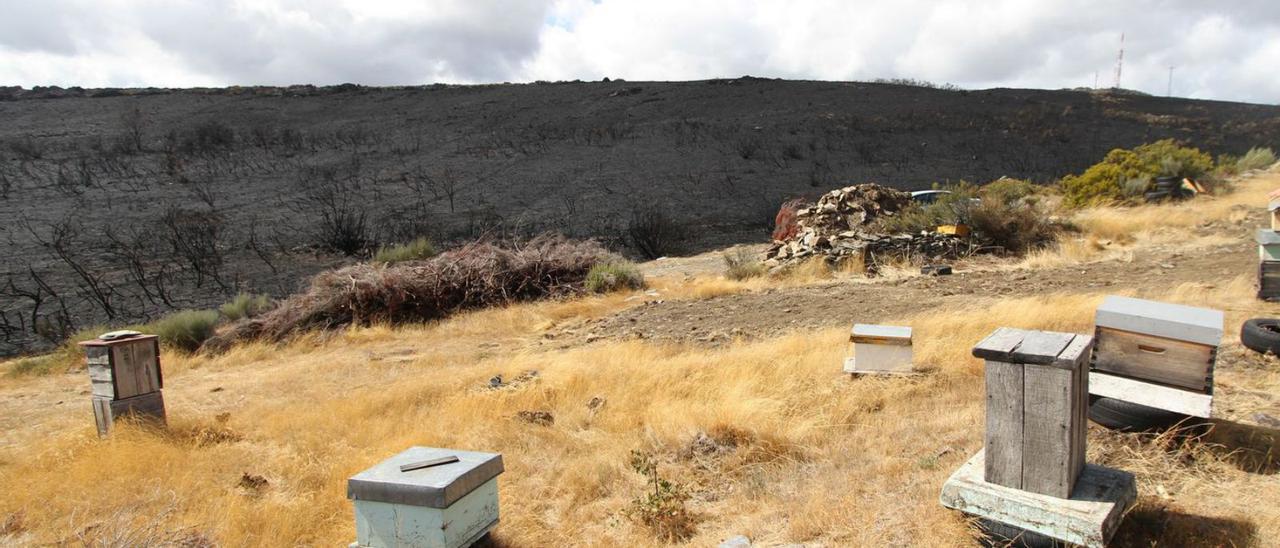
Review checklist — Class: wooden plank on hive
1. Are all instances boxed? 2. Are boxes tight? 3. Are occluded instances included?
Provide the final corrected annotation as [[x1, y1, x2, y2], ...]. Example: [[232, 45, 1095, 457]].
[[1009, 331, 1074, 366], [984, 360, 1023, 489], [973, 327, 1027, 362], [1089, 371, 1212, 418], [1022, 365, 1076, 498]]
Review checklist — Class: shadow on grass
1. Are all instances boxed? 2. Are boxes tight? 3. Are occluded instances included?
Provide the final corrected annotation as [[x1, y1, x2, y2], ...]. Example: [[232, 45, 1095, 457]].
[[1112, 501, 1257, 547], [1206, 418, 1280, 475]]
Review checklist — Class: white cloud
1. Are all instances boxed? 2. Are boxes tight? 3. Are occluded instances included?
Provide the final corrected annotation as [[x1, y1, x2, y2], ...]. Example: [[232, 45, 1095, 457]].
[[0, 0, 1276, 103]]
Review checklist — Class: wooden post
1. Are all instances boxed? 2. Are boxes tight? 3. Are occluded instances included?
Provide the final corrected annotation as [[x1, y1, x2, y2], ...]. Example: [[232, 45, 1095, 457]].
[[973, 327, 1092, 499]]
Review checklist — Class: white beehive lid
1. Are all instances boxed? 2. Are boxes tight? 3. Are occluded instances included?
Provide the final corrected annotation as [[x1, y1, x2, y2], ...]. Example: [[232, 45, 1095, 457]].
[[347, 447, 503, 508], [1095, 295, 1223, 346], [1257, 229, 1280, 245], [850, 324, 912, 345]]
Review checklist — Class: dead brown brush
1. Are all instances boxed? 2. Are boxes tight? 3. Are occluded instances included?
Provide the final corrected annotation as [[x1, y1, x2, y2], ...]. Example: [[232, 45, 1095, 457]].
[[215, 235, 612, 345]]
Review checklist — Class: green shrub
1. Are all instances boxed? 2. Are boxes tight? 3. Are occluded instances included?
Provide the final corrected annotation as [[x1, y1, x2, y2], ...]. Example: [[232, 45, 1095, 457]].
[[148, 310, 220, 353], [584, 261, 646, 293], [219, 293, 273, 321], [980, 177, 1040, 205], [1061, 140, 1215, 207], [878, 182, 979, 234], [968, 199, 1060, 254], [723, 248, 766, 280], [1237, 147, 1277, 172], [374, 237, 437, 264], [1060, 149, 1152, 207], [1133, 139, 1213, 179]]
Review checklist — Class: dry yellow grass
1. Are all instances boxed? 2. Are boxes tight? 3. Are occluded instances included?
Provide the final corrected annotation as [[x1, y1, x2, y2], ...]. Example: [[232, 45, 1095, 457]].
[[3, 268, 1279, 546], [3, 170, 1280, 546]]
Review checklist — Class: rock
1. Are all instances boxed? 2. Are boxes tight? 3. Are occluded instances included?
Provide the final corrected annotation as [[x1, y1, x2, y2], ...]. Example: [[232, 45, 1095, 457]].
[[719, 535, 751, 547], [516, 410, 555, 426]]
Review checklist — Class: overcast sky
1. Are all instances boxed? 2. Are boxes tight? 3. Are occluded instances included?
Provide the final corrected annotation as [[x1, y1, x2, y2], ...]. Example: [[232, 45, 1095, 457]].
[[1, 0, 1277, 104]]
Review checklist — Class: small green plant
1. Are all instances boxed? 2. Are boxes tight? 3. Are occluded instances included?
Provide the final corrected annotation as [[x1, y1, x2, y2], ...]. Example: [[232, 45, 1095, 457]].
[[723, 248, 765, 280], [219, 293, 273, 321], [1237, 147, 1277, 172], [626, 450, 694, 541], [148, 309, 220, 353], [373, 237, 437, 264], [584, 262, 646, 293]]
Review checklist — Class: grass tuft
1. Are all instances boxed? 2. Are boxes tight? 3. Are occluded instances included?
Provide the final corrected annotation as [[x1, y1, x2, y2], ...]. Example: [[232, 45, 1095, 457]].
[[723, 248, 766, 280], [219, 293, 273, 321], [585, 261, 646, 293], [373, 237, 437, 264]]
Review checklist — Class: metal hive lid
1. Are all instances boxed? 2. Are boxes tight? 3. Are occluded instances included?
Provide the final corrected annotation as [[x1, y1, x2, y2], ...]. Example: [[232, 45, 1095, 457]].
[[1094, 295, 1223, 346], [347, 446, 503, 508]]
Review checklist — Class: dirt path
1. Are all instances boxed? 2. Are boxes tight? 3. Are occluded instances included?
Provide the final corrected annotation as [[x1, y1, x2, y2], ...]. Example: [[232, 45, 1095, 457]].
[[572, 228, 1259, 346]]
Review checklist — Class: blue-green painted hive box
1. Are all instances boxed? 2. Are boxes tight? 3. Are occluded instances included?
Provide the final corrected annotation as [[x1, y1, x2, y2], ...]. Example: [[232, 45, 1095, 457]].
[[348, 447, 503, 548], [1258, 229, 1280, 262]]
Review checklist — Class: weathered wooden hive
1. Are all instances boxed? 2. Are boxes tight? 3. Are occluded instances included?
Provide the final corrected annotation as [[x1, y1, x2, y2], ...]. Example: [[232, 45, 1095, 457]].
[[347, 447, 503, 548], [1270, 199, 1280, 231], [973, 327, 1092, 498], [78, 331, 165, 436], [1258, 229, 1280, 301], [1088, 296, 1221, 417], [941, 327, 1135, 548], [844, 324, 913, 374]]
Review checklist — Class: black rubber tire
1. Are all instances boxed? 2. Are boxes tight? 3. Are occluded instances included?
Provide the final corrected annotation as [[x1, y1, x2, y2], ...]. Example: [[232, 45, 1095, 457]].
[[1088, 396, 1186, 432], [977, 519, 1063, 547], [1144, 191, 1170, 202], [1241, 318, 1280, 355]]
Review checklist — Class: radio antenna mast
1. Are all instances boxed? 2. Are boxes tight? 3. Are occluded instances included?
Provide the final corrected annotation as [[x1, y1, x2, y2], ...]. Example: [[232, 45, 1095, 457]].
[[1113, 33, 1125, 89]]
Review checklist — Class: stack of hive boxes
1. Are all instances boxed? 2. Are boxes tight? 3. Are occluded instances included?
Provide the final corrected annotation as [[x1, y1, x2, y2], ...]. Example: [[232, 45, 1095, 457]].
[[1258, 201, 1280, 301], [79, 332, 165, 436]]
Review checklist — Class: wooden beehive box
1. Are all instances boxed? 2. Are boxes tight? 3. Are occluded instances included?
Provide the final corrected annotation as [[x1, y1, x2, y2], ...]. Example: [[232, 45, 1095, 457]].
[[92, 391, 166, 436], [1093, 296, 1222, 394], [1270, 200, 1280, 231], [844, 324, 913, 374], [79, 334, 162, 400], [1258, 229, 1280, 262], [1261, 261, 1280, 302], [348, 447, 503, 548], [973, 327, 1092, 499]]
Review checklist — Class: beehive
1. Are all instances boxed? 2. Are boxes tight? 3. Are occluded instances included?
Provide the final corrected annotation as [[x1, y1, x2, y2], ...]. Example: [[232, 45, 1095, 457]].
[[79, 333, 165, 436], [91, 391, 166, 436], [973, 327, 1092, 499], [844, 324, 913, 374], [1093, 296, 1221, 394], [1261, 261, 1280, 302], [1270, 200, 1280, 231], [1258, 229, 1280, 262], [348, 447, 503, 548], [80, 334, 162, 400]]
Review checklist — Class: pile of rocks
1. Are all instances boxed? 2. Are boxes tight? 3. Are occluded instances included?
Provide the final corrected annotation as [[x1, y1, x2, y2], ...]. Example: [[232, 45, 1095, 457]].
[[764, 183, 967, 271]]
